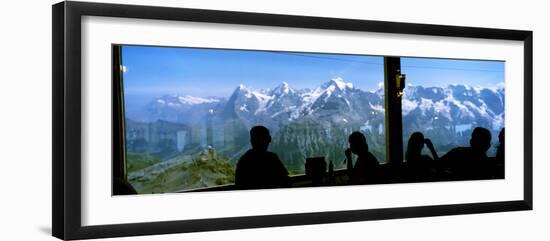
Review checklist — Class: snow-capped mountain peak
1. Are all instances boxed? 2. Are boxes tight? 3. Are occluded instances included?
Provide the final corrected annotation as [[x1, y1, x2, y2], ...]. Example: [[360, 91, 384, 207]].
[[237, 83, 250, 92], [177, 95, 220, 105], [151, 94, 222, 107], [322, 77, 354, 90], [271, 81, 294, 96], [280, 81, 289, 89], [235, 84, 258, 99]]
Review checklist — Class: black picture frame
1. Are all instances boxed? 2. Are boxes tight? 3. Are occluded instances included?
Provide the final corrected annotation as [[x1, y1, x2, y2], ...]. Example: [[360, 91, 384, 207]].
[[52, 1, 533, 240]]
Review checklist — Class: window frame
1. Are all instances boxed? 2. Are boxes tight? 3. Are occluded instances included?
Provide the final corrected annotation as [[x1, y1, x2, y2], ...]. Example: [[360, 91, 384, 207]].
[[53, 2, 532, 239], [112, 47, 403, 192]]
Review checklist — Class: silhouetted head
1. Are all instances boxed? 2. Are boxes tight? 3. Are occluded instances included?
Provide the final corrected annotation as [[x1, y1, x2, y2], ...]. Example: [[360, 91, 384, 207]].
[[348, 131, 368, 155], [406, 132, 425, 160], [470, 127, 492, 153], [250, 126, 271, 151]]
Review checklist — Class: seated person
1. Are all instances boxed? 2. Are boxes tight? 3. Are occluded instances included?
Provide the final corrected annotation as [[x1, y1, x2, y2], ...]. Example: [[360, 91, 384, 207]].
[[235, 126, 290, 189], [405, 132, 439, 182], [491, 128, 505, 178], [440, 127, 492, 180], [345, 131, 380, 184]]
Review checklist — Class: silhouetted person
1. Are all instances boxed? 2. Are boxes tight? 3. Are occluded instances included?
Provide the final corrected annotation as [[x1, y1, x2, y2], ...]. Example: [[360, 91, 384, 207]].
[[493, 128, 505, 178], [405, 132, 439, 182], [235, 126, 290, 189], [345, 131, 380, 184], [440, 127, 492, 180]]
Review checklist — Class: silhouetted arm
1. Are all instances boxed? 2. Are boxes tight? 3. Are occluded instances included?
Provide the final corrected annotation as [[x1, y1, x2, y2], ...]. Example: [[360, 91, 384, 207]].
[[272, 153, 291, 188], [235, 155, 249, 189], [345, 148, 353, 171], [425, 138, 439, 160]]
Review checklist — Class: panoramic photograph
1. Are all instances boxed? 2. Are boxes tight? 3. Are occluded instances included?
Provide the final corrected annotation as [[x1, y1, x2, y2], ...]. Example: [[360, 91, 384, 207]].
[[112, 45, 505, 195]]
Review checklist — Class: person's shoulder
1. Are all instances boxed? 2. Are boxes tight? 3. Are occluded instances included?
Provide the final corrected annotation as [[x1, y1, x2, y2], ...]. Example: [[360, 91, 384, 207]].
[[449, 146, 469, 154], [366, 152, 380, 165], [237, 149, 255, 163], [240, 149, 254, 157], [266, 151, 282, 160], [441, 146, 469, 160]]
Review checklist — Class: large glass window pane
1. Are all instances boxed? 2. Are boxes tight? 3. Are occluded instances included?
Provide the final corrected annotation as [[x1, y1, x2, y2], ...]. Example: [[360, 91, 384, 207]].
[[401, 57, 505, 160], [121, 45, 385, 193]]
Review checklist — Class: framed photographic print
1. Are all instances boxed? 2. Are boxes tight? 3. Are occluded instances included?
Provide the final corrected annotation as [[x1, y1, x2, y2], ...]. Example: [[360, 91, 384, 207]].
[[52, 1, 533, 240]]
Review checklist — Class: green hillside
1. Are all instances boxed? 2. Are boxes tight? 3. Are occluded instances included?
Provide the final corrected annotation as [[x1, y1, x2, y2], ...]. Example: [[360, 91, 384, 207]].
[[128, 148, 235, 194]]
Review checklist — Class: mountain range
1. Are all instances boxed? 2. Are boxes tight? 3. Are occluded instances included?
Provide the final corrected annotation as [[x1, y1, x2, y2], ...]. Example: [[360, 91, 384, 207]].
[[128, 77, 504, 134]]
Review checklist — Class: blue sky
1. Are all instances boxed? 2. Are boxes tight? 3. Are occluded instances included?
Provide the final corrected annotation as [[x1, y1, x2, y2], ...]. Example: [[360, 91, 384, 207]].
[[401, 57, 504, 89], [121, 45, 504, 100]]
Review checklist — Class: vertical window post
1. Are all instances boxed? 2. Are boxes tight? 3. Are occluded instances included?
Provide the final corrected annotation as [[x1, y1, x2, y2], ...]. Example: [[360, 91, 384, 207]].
[[384, 57, 404, 165], [112, 45, 127, 183]]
